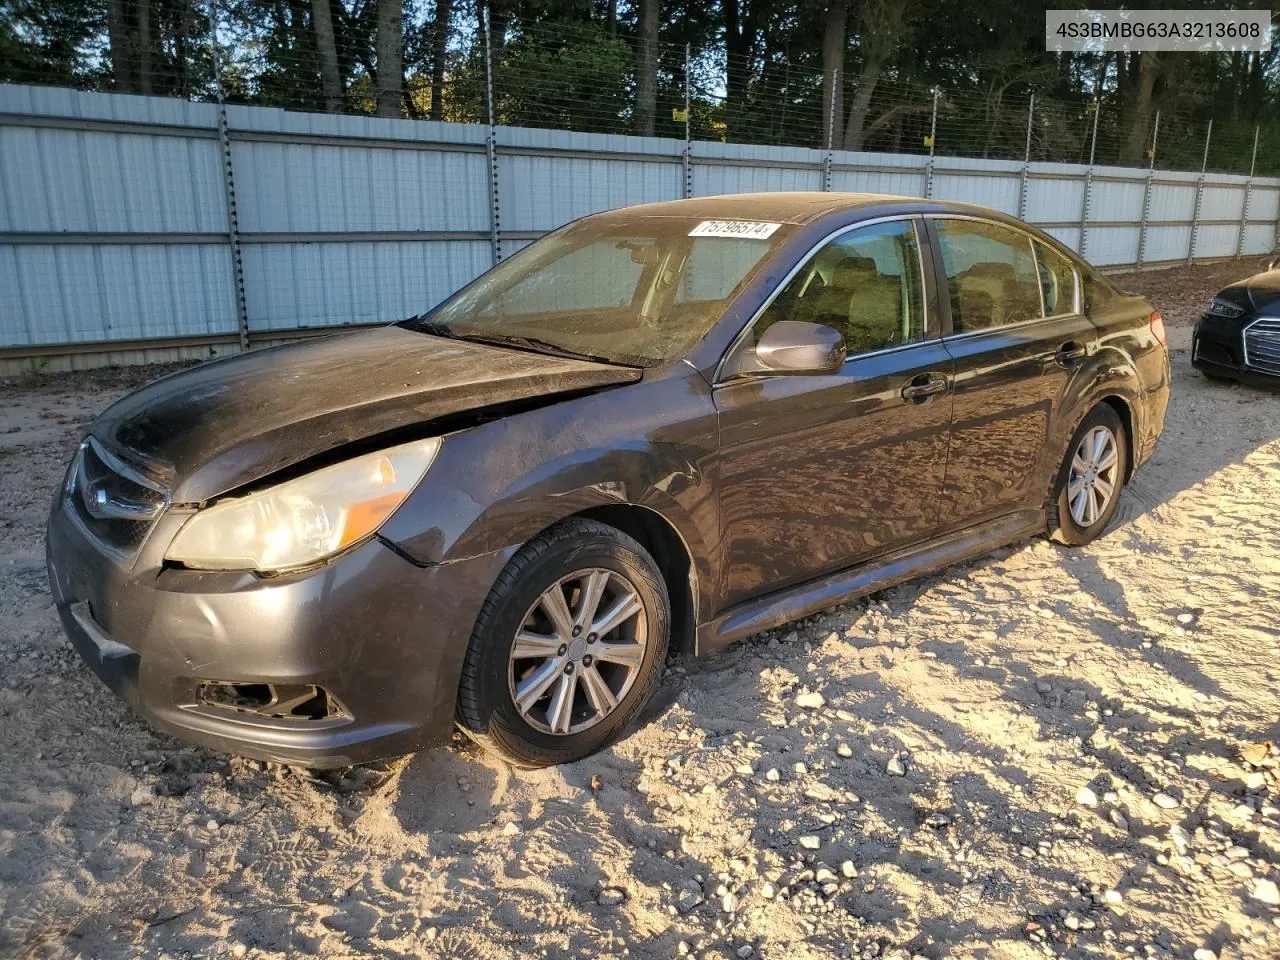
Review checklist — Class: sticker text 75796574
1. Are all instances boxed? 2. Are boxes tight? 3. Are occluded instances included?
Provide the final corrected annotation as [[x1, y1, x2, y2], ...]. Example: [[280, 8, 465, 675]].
[[688, 220, 782, 240]]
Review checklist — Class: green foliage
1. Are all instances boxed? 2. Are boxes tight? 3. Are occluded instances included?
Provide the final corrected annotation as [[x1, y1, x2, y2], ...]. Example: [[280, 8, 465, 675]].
[[1, 0, 1277, 174]]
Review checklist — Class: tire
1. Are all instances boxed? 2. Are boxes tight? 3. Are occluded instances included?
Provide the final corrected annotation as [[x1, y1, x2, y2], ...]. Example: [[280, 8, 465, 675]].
[[1047, 404, 1128, 546], [456, 518, 670, 768]]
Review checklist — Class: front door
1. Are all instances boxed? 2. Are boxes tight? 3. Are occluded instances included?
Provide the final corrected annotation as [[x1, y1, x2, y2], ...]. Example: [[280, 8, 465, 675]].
[[926, 217, 1097, 530], [713, 218, 954, 609]]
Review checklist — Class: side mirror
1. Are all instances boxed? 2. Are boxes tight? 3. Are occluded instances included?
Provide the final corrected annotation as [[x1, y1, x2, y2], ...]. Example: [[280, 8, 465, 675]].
[[754, 321, 846, 375]]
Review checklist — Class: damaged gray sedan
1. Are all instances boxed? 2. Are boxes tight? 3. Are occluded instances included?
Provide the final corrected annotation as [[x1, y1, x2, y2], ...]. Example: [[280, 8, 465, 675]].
[[47, 192, 1169, 767]]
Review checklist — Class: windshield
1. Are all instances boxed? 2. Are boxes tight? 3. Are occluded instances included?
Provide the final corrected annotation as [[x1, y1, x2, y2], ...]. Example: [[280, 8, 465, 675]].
[[404, 215, 793, 366]]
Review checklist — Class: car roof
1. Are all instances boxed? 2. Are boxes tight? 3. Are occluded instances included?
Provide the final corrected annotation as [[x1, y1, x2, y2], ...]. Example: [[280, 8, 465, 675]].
[[596, 192, 1004, 226]]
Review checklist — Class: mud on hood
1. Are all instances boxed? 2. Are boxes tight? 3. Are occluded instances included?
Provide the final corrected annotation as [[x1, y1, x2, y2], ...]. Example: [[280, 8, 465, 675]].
[[91, 325, 641, 502]]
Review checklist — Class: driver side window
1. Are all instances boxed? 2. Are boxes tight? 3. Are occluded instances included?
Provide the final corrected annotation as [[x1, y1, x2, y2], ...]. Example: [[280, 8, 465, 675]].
[[754, 219, 926, 357]]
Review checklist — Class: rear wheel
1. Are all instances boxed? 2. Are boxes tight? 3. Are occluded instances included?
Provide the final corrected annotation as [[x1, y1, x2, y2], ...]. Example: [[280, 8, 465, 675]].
[[1048, 404, 1127, 546], [456, 518, 669, 767]]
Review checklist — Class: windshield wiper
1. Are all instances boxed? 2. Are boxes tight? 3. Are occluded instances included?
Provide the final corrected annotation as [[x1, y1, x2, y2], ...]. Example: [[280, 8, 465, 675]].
[[452, 332, 622, 366], [404, 317, 457, 339]]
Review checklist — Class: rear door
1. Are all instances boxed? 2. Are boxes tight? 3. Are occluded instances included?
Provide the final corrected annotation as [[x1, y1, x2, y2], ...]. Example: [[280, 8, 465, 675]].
[[713, 217, 953, 608], [926, 216, 1095, 531]]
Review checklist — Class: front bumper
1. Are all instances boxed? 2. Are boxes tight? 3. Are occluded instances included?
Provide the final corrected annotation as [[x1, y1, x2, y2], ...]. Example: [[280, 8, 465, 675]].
[[1192, 315, 1280, 388], [46, 495, 507, 768]]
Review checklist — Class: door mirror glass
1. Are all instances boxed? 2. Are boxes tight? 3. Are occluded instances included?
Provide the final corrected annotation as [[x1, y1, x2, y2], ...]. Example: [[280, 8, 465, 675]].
[[754, 321, 846, 375]]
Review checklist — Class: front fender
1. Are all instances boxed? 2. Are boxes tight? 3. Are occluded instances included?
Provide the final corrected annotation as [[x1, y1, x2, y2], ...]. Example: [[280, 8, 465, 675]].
[[378, 371, 721, 620]]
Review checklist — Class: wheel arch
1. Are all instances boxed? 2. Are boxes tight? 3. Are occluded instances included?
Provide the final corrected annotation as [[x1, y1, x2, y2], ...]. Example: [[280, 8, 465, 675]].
[[1098, 393, 1136, 482], [553, 503, 699, 657]]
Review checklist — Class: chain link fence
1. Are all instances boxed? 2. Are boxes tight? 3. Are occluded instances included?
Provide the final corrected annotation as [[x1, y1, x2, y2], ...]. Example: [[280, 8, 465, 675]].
[[2, 1, 1276, 178]]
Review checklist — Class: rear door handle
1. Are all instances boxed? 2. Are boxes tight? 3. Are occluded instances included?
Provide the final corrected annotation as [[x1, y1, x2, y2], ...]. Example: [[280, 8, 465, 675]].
[[901, 374, 949, 403], [1055, 341, 1088, 366]]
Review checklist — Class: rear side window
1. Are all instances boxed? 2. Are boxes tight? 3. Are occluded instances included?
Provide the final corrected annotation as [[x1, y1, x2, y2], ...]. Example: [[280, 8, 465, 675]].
[[754, 219, 926, 357], [1034, 240, 1079, 316], [933, 219, 1042, 332]]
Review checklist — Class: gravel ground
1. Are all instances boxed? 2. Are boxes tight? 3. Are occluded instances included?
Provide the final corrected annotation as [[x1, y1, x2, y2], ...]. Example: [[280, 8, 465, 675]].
[[1, 262, 1278, 960]]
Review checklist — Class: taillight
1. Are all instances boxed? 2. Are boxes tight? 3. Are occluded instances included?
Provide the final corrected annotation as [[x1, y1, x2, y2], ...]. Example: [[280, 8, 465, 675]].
[[1150, 311, 1167, 347]]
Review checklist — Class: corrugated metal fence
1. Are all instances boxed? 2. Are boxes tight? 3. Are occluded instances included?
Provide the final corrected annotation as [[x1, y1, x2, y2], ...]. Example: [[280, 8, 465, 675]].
[[2, 82, 1278, 372]]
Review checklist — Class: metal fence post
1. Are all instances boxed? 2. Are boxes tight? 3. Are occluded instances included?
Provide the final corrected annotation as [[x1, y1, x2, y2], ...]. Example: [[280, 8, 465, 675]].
[[483, 8, 501, 265], [923, 87, 939, 198], [1017, 93, 1034, 221], [682, 43, 692, 199], [1136, 110, 1159, 269], [1188, 119, 1212, 263], [822, 75, 835, 192], [1078, 100, 1099, 259], [1235, 125, 1259, 260], [209, 0, 249, 352]]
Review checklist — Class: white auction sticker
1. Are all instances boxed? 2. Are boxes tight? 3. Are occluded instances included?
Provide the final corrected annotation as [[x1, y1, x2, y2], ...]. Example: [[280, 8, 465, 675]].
[[688, 220, 781, 239]]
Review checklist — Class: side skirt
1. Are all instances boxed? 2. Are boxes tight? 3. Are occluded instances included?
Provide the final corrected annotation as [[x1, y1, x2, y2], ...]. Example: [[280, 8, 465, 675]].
[[695, 508, 1046, 656]]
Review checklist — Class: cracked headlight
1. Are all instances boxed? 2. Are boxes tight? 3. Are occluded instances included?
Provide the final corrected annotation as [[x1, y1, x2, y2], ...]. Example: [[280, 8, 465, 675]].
[[166, 438, 441, 572]]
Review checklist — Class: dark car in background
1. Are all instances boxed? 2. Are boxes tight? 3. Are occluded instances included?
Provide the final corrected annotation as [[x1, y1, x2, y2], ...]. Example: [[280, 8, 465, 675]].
[[47, 192, 1171, 769], [1193, 266, 1280, 387]]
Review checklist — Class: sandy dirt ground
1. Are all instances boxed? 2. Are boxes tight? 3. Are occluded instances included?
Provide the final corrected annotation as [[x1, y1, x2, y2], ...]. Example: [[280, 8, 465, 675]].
[[0, 262, 1278, 960]]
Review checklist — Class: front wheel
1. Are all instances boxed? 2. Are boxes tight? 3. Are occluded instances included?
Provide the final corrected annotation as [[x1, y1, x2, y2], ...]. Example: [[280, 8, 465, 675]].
[[1048, 404, 1128, 546], [456, 518, 669, 768]]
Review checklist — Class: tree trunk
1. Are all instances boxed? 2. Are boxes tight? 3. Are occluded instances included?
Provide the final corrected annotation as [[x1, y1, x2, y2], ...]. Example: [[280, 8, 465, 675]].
[[429, 0, 453, 120], [312, 0, 344, 113], [1120, 52, 1158, 166], [606, 0, 618, 33], [136, 0, 153, 95], [635, 0, 660, 136], [376, 0, 404, 117], [105, 0, 135, 92], [820, 0, 846, 149], [723, 0, 756, 140], [841, 61, 881, 152]]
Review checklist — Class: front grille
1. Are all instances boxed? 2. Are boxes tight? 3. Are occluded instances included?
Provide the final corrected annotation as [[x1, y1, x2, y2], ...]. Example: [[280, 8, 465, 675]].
[[67, 438, 168, 557], [1244, 317, 1280, 376]]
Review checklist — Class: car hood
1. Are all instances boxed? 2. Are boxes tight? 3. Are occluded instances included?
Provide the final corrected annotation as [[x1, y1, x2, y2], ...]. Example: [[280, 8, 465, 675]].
[[1219, 270, 1280, 312], [91, 325, 641, 502]]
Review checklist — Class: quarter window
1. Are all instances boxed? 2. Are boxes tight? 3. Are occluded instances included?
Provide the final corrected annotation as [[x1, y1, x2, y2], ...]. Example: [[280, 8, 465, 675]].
[[1034, 240, 1078, 316], [754, 220, 926, 357], [933, 219, 1042, 332]]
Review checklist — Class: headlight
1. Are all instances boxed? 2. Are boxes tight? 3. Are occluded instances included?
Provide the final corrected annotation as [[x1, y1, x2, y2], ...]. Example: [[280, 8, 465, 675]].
[[1206, 297, 1246, 319], [166, 437, 441, 572]]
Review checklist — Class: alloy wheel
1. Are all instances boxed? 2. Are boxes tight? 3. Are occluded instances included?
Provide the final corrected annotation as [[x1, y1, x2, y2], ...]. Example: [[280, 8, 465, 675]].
[[507, 568, 648, 735], [1067, 425, 1120, 527]]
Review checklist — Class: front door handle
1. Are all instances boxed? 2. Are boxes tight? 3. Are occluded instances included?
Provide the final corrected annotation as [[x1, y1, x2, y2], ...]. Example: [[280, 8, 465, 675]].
[[1055, 341, 1088, 366], [901, 374, 949, 403]]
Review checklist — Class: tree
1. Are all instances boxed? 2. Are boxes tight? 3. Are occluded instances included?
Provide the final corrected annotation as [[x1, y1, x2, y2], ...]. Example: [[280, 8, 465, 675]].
[[842, 0, 913, 152], [1120, 52, 1159, 166], [722, 0, 762, 140], [375, 0, 403, 116], [429, 0, 453, 120], [635, 0, 659, 135], [312, 0, 344, 112]]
